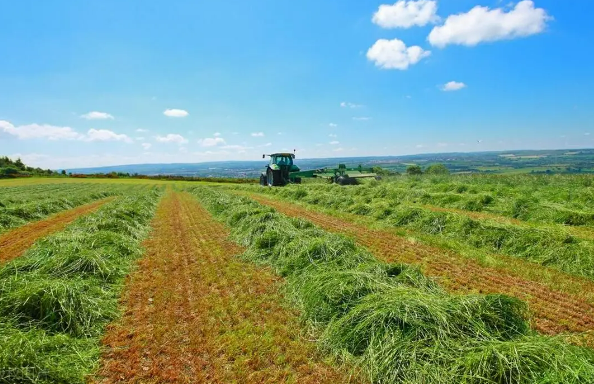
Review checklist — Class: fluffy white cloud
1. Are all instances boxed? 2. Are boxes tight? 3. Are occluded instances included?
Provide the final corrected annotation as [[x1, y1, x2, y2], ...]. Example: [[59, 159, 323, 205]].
[[428, 0, 550, 48], [141, 143, 152, 150], [367, 39, 431, 70], [442, 81, 467, 91], [373, 0, 439, 28], [353, 117, 372, 121], [329, 123, 338, 127], [0, 120, 83, 140], [80, 111, 114, 120], [155, 134, 189, 144], [0, 120, 134, 143], [329, 134, 338, 138], [136, 128, 149, 133], [340, 102, 364, 108], [251, 132, 265, 137], [163, 109, 189, 117], [213, 132, 221, 137], [85, 129, 132, 143], [198, 137, 226, 147], [330, 141, 340, 145]]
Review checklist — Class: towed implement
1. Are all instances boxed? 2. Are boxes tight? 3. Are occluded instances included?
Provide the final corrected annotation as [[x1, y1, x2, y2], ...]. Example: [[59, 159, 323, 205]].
[[259, 152, 380, 187]]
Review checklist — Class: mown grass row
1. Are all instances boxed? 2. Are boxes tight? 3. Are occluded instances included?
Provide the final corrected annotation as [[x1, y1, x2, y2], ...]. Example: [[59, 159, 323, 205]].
[[0, 186, 163, 383], [191, 186, 594, 384], [0, 184, 142, 233], [285, 174, 594, 226], [250, 184, 594, 280]]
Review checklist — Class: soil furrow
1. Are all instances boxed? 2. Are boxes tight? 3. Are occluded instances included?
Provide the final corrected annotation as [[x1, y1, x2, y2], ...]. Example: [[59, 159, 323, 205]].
[[94, 190, 360, 384], [0, 197, 114, 263], [248, 193, 594, 340]]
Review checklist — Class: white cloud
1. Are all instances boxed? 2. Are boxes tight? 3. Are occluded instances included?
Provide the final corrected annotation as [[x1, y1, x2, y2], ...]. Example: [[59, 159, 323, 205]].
[[340, 102, 364, 108], [251, 132, 265, 137], [333, 147, 344, 152], [330, 141, 340, 145], [163, 109, 189, 117], [213, 132, 221, 137], [261, 142, 272, 147], [428, 0, 551, 48], [155, 134, 189, 144], [80, 111, 114, 120], [373, 0, 439, 28], [0, 120, 133, 143], [353, 117, 372, 121], [179, 147, 188, 153], [441, 81, 467, 91], [329, 123, 338, 127], [0, 120, 83, 140], [367, 39, 431, 70], [329, 134, 338, 138], [198, 137, 226, 147], [141, 143, 152, 150], [85, 129, 132, 143], [136, 128, 149, 133]]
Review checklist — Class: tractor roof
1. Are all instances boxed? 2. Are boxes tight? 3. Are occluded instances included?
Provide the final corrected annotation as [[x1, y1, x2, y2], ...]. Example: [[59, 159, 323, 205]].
[[270, 153, 295, 157]]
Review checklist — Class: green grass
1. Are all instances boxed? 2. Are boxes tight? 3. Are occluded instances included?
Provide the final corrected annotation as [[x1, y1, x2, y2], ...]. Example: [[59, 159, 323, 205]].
[[0, 186, 163, 383], [239, 179, 594, 280], [190, 186, 594, 384]]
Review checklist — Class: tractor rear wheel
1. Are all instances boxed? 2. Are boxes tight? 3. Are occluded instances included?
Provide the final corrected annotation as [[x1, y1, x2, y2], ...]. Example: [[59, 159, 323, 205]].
[[267, 169, 280, 187]]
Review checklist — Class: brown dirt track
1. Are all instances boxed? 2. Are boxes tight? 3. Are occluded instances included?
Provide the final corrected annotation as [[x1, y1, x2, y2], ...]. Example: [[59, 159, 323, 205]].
[[94, 191, 361, 384], [248, 193, 594, 341], [0, 198, 113, 264]]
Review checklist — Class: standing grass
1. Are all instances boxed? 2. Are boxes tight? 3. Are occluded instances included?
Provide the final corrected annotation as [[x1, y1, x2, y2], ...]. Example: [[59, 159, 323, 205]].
[[191, 186, 594, 384], [0, 186, 163, 383]]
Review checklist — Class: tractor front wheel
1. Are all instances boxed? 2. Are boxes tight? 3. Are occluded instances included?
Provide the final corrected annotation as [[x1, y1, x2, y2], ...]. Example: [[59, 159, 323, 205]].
[[259, 174, 267, 186]]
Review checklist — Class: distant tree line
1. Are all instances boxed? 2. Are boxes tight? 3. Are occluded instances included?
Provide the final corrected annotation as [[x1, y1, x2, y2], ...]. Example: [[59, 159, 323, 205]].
[[0, 156, 62, 179], [406, 163, 450, 176]]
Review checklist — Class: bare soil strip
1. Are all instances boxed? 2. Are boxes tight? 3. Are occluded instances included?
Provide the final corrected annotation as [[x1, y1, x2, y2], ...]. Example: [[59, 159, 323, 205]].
[[94, 191, 360, 384], [0, 198, 113, 264], [248, 193, 594, 339]]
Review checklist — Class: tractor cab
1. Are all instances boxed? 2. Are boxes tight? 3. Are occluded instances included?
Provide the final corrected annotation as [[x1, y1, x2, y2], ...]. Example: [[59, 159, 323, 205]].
[[270, 154, 294, 168], [260, 152, 301, 186]]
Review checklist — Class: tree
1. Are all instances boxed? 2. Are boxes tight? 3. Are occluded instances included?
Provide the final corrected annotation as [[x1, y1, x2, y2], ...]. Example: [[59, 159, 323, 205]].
[[406, 165, 423, 175], [61, 170, 67, 175], [14, 158, 25, 169], [425, 163, 450, 175]]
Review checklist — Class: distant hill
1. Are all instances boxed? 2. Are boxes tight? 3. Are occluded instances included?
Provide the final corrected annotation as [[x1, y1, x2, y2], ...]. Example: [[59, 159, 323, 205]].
[[67, 149, 594, 177]]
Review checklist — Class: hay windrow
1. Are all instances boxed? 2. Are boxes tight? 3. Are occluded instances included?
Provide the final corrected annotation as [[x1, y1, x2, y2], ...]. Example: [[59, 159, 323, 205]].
[[0, 186, 163, 383], [191, 186, 594, 384]]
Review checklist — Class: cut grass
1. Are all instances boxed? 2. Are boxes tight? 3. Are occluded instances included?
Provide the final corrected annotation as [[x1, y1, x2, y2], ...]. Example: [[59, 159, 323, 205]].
[[191, 186, 594, 384], [0, 186, 163, 383]]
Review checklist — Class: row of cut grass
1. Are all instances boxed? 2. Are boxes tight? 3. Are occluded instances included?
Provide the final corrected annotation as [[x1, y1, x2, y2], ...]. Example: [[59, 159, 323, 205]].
[[0, 183, 144, 233], [248, 184, 594, 280], [0, 186, 163, 383], [190, 186, 594, 384]]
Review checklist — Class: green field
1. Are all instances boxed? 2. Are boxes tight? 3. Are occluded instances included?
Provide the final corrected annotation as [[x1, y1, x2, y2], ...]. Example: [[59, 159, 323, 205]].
[[1, 175, 594, 383]]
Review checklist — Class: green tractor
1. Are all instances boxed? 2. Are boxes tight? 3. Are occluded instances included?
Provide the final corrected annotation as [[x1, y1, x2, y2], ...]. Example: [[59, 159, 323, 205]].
[[260, 152, 381, 187], [259, 152, 302, 187]]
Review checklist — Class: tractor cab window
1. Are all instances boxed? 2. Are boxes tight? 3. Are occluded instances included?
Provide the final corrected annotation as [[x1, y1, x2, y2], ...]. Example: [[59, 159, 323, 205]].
[[272, 156, 293, 166]]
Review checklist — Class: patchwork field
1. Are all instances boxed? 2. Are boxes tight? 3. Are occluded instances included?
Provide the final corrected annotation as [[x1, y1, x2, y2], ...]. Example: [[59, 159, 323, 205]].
[[1, 175, 594, 383]]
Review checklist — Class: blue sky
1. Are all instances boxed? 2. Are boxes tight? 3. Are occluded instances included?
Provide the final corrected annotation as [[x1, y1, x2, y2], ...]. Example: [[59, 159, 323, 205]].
[[0, 0, 593, 169]]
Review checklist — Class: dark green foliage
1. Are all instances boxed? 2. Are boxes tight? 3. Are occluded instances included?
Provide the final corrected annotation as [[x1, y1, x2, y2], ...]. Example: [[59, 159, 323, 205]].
[[425, 164, 450, 175], [406, 165, 423, 175]]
